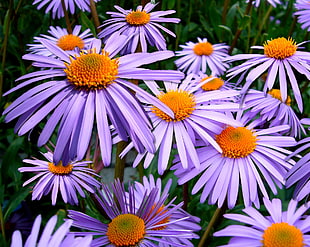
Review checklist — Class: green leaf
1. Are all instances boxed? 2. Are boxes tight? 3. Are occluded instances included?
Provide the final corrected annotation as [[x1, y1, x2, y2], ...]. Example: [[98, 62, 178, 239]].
[[239, 15, 251, 30], [80, 11, 97, 37]]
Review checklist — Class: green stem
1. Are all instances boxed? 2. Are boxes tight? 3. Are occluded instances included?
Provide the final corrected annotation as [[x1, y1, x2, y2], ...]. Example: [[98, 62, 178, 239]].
[[114, 141, 127, 182], [222, 0, 231, 25], [0, 204, 6, 241], [288, 16, 297, 37], [61, 0, 72, 34], [198, 206, 227, 247], [182, 182, 189, 211], [89, 0, 101, 34]]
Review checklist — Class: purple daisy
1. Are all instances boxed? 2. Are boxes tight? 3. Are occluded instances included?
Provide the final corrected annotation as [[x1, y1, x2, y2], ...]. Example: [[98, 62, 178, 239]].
[[68, 179, 199, 247], [172, 111, 296, 208], [248, 0, 281, 8], [131, 175, 201, 246], [18, 151, 101, 205], [32, 0, 101, 19], [98, 2, 180, 54], [214, 197, 310, 246], [120, 75, 241, 174], [285, 136, 310, 201], [295, 0, 310, 31], [11, 214, 92, 247], [244, 89, 306, 138], [225, 37, 310, 112], [3, 37, 183, 166], [28, 25, 95, 56], [174, 37, 230, 75], [194, 72, 237, 92]]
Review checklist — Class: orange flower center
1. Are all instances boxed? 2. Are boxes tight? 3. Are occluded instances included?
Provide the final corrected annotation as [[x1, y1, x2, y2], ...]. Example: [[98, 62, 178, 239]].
[[262, 222, 304, 247], [216, 126, 257, 158], [64, 50, 119, 90], [152, 90, 196, 122], [193, 42, 214, 56], [48, 161, 73, 175], [107, 214, 145, 246], [126, 10, 150, 25], [264, 37, 297, 59], [268, 89, 291, 106], [57, 34, 84, 51], [201, 76, 224, 91], [149, 205, 170, 230]]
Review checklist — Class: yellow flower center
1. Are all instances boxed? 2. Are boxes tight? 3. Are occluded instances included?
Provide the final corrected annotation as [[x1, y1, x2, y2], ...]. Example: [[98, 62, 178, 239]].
[[193, 42, 214, 56], [262, 222, 304, 247], [64, 50, 119, 90], [268, 89, 291, 106], [201, 76, 224, 91], [57, 34, 85, 51], [152, 90, 196, 122], [126, 10, 150, 25], [264, 37, 297, 59], [215, 126, 257, 158], [48, 162, 73, 175], [107, 214, 145, 246]]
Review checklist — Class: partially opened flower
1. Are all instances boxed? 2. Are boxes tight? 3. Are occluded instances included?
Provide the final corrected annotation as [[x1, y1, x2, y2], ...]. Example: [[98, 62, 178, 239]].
[[3, 37, 183, 166], [286, 136, 310, 201], [98, 2, 180, 54], [195, 72, 237, 92], [214, 197, 310, 246], [19, 151, 101, 205], [33, 0, 101, 19], [172, 111, 296, 208], [28, 25, 95, 56], [175, 37, 230, 75], [132, 175, 201, 246], [11, 214, 92, 247], [121, 75, 241, 174], [249, 0, 281, 8], [244, 89, 305, 138], [295, 0, 310, 31], [68, 179, 199, 247], [225, 37, 310, 112]]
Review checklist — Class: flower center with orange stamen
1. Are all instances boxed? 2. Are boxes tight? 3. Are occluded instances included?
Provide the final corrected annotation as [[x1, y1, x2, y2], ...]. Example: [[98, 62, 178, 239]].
[[262, 222, 304, 247], [268, 89, 291, 106], [48, 161, 73, 175], [149, 205, 170, 230], [107, 214, 145, 246], [57, 34, 85, 51], [201, 76, 224, 91], [152, 90, 196, 122], [216, 126, 257, 158], [126, 10, 150, 25], [264, 37, 297, 59], [193, 42, 214, 56], [64, 50, 119, 90]]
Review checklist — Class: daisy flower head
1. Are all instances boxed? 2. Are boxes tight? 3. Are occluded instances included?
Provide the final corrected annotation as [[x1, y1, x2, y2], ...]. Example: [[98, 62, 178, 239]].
[[3, 36, 183, 166], [295, 0, 310, 31], [175, 37, 230, 75], [68, 178, 200, 247], [28, 25, 95, 56], [244, 89, 306, 138], [172, 111, 296, 209], [32, 0, 101, 19], [18, 151, 101, 205], [214, 197, 310, 247], [98, 2, 180, 54], [225, 37, 310, 112], [248, 0, 281, 8], [131, 175, 201, 246], [286, 136, 310, 202], [11, 214, 92, 247], [195, 72, 237, 92], [120, 74, 241, 174]]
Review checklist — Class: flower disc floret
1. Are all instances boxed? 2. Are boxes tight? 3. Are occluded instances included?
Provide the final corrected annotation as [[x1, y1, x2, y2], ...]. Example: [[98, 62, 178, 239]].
[[264, 37, 297, 59], [107, 214, 145, 246], [152, 90, 196, 122], [216, 126, 257, 158], [48, 162, 73, 175], [126, 10, 151, 25], [64, 50, 119, 90], [201, 76, 224, 91], [193, 42, 214, 56], [57, 34, 85, 51], [262, 222, 304, 247], [268, 89, 291, 105]]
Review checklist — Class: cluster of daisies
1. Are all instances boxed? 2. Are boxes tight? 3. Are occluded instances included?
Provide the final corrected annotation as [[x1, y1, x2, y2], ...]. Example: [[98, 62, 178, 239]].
[[3, 0, 310, 246]]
